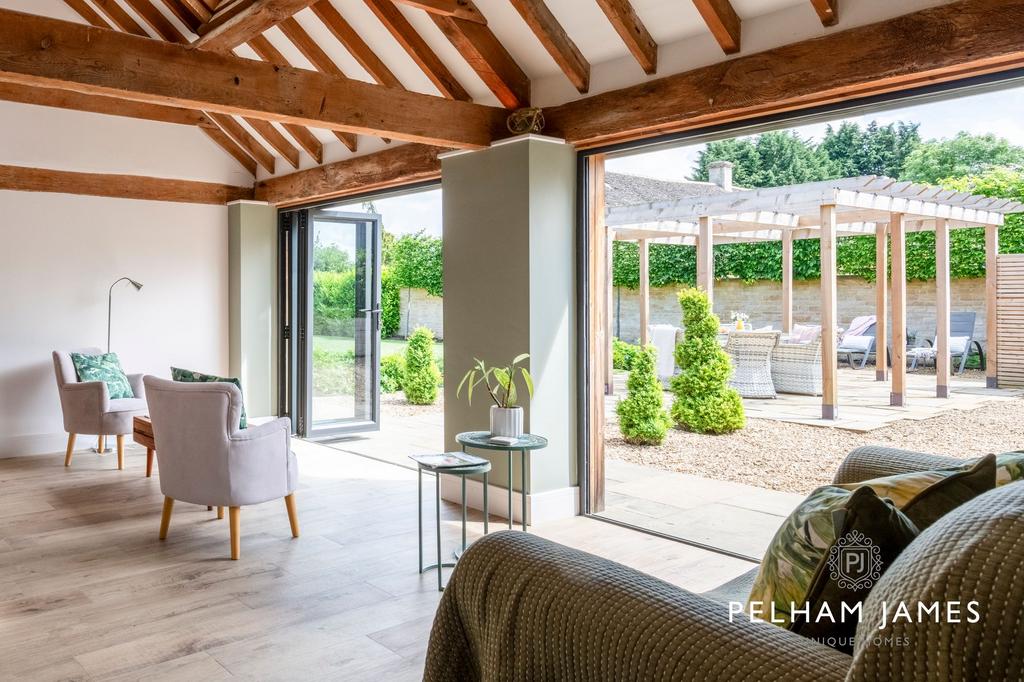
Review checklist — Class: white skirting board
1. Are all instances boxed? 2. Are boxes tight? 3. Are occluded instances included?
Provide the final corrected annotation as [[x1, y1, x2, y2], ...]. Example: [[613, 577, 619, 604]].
[[0, 432, 73, 459], [438, 473, 579, 525]]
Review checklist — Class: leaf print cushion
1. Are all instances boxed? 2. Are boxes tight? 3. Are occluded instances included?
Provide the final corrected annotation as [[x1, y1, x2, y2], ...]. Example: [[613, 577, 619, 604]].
[[748, 485, 918, 654], [71, 352, 133, 400], [170, 367, 247, 429]]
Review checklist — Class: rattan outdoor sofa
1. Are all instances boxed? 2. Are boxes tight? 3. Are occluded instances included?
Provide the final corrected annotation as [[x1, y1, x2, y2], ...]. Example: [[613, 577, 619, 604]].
[[424, 445, 1024, 682], [771, 334, 823, 396], [724, 330, 781, 398]]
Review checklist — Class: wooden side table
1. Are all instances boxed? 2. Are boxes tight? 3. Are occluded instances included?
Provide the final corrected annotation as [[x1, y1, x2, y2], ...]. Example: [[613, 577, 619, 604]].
[[132, 416, 156, 478]]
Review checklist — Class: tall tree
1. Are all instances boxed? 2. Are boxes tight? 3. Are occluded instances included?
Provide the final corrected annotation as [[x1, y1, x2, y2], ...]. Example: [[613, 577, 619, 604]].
[[902, 131, 1024, 183], [693, 131, 835, 188], [820, 120, 920, 177]]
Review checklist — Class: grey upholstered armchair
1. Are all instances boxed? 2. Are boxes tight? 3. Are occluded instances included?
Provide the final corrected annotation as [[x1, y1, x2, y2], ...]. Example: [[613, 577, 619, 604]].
[[53, 347, 147, 470], [143, 376, 299, 560]]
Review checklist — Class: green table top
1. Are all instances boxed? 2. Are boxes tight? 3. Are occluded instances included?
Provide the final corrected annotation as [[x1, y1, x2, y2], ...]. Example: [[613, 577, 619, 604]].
[[456, 431, 548, 451]]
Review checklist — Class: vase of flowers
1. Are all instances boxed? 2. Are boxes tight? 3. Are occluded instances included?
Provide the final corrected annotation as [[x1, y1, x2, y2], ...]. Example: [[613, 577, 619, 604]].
[[457, 353, 534, 438], [730, 310, 750, 331]]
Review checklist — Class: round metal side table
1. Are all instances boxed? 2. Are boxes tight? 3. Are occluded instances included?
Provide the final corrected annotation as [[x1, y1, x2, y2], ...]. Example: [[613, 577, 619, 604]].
[[414, 457, 491, 591], [455, 431, 548, 532]]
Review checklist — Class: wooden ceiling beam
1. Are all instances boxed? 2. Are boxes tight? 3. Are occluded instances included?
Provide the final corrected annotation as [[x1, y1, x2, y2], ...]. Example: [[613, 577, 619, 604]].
[[62, 0, 111, 28], [809, 0, 839, 27], [255, 143, 441, 206], [692, 0, 741, 55], [193, 0, 320, 52], [363, 0, 471, 101], [545, 0, 1024, 148], [595, 0, 657, 75], [276, 17, 359, 152], [247, 34, 323, 163], [0, 164, 253, 205], [393, 0, 486, 24], [430, 7, 530, 108], [0, 9, 503, 148], [61, 0, 258, 175], [155, 0, 204, 33], [123, 0, 186, 41], [180, 0, 213, 23], [311, 1, 403, 90], [509, 0, 589, 93], [208, 112, 276, 173], [243, 117, 300, 169]]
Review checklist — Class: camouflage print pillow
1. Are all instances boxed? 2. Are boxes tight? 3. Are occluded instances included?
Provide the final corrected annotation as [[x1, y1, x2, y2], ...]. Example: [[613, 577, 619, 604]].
[[995, 452, 1024, 485], [170, 367, 247, 429], [748, 486, 918, 654], [71, 352, 133, 399], [836, 453, 996, 530]]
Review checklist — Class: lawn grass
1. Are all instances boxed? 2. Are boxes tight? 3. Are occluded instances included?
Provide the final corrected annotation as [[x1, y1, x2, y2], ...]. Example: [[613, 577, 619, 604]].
[[313, 335, 443, 360]]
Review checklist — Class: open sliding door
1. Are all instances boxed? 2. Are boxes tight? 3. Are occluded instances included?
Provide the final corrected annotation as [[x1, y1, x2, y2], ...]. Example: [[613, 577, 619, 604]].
[[280, 207, 382, 438]]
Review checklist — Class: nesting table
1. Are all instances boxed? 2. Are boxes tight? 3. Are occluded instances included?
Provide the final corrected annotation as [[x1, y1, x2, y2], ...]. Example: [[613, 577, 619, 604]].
[[455, 431, 548, 533]]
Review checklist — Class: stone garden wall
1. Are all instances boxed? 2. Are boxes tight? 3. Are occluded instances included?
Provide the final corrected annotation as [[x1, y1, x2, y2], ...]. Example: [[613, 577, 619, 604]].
[[397, 287, 444, 339], [613, 277, 988, 344]]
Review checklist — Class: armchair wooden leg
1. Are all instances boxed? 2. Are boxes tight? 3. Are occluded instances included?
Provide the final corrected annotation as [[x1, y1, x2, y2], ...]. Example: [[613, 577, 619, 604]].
[[284, 494, 300, 538], [146, 448, 155, 477], [116, 435, 125, 470], [159, 497, 174, 540], [217, 506, 224, 520], [97, 435, 105, 453], [64, 433, 76, 467], [229, 507, 240, 560]]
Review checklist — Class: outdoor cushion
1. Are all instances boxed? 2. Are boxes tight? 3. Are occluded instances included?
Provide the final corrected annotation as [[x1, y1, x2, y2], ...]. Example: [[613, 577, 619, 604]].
[[791, 324, 820, 344], [70, 352, 133, 399], [837, 335, 872, 352], [748, 485, 919, 653], [171, 367, 247, 429], [835, 453, 996, 530]]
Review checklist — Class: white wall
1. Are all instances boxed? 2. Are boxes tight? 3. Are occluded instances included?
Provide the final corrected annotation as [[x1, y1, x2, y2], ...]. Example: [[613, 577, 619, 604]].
[[0, 99, 239, 458]]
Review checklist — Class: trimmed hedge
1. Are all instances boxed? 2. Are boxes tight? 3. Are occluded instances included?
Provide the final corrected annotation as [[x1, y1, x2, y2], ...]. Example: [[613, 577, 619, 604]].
[[403, 327, 441, 404], [617, 345, 673, 445]]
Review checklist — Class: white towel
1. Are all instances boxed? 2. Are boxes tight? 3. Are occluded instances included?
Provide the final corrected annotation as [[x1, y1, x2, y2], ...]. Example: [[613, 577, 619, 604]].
[[648, 324, 678, 382]]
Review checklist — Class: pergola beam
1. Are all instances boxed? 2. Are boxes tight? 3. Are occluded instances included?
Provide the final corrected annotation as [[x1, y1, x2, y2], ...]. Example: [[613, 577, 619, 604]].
[[0, 8, 502, 149], [820, 204, 838, 420], [890, 212, 907, 407]]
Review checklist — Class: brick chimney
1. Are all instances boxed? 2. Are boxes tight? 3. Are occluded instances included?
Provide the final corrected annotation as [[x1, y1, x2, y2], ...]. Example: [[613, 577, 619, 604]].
[[708, 161, 734, 191]]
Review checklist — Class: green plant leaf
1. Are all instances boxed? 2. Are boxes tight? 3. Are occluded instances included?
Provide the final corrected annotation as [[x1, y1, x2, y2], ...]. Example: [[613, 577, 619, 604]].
[[512, 353, 530, 366], [520, 367, 534, 398]]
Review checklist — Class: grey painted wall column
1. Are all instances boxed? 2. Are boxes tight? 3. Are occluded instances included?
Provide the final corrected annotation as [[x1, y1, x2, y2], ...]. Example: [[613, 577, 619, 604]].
[[228, 200, 278, 418], [442, 136, 577, 517]]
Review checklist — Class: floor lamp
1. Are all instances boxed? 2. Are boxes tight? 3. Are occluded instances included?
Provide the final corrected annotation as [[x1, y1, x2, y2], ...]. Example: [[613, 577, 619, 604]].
[[95, 277, 143, 453]]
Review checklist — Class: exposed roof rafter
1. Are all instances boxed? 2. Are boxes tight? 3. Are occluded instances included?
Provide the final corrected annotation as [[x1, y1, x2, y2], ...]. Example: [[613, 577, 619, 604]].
[[193, 0, 320, 52], [509, 0, 590, 93], [809, 0, 839, 27], [595, 0, 657, 75], [692, 0, 741, 55]]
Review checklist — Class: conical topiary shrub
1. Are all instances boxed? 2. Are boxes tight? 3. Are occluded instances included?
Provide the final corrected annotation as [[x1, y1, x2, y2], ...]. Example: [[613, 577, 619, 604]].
[[617, 345, 673, 445], [403, 326, 441, 405], [670, 288, 745, 434]]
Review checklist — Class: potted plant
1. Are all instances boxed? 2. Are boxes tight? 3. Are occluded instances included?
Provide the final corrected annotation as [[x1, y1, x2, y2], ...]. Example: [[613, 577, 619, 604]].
[[457, 354, 534, 437]]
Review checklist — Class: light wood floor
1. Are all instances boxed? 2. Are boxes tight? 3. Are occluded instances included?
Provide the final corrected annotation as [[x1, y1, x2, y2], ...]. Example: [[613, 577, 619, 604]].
[[0, 438, 753, 681]]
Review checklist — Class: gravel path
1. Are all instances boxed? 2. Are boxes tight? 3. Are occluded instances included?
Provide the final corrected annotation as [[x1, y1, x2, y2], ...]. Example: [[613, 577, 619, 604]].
[[606, 398, 1024, 495]]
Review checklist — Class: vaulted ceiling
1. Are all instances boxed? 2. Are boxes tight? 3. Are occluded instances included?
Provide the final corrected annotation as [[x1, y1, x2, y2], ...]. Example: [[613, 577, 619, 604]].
[[0, 0, 904, 182]]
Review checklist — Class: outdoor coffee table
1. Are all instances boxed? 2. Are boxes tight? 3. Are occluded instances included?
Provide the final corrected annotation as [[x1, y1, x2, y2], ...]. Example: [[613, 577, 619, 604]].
[[455, 431, 548, 532], [411, 452, 491, 591]]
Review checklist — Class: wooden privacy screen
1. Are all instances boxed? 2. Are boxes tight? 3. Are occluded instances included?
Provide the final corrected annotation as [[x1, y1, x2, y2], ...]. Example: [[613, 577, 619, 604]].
[[997, 254, 1024, 387]]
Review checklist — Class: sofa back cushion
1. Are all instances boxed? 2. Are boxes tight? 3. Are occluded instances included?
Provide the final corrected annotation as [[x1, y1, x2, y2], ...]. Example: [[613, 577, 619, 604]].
[[850, 482, 1024, 681]]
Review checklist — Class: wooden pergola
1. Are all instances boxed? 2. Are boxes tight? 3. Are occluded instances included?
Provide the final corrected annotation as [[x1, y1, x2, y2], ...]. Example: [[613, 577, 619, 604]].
[[605, 176, 1024, 420]]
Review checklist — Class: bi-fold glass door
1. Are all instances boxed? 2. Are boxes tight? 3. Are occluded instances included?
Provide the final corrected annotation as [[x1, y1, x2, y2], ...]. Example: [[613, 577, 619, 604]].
[[280, 207, 382, 438]]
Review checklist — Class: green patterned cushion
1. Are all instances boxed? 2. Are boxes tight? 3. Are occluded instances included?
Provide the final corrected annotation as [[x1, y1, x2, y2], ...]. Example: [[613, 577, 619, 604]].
[[170, 367, 247, 429], [71, 352, 133, 399], [748, 486, 918, 653], [994, 451, 1024, 485], [836, 453, 996, 530]]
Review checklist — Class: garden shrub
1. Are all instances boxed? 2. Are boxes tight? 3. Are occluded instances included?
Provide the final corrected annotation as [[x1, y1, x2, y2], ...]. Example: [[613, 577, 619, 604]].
[[670, 288, 745, 434], [381, 353, 405, 393], [403, 327, 441, 404], [612, 338, 642, 371], [380, 268, 400, 338], [617, 345, 673, 445], [312, 270, 356, 336]]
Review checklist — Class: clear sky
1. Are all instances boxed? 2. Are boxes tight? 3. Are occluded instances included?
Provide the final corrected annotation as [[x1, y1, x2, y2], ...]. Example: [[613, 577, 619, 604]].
[[327, 85, 1024, 238]]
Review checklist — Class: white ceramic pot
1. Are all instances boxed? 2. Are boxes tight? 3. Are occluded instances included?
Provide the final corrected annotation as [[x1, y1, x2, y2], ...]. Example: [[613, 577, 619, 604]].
[[490, 405, 524, 438]]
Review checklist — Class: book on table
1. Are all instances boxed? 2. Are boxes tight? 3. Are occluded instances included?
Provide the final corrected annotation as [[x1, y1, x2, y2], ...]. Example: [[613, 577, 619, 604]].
[[409, 452, 489, 469]]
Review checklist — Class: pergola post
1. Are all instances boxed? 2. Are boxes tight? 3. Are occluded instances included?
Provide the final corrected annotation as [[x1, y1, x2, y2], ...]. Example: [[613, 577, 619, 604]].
[[986, 223, 1000, 388], [638, 238, 650, 346], [820, 205, 838, 420], [782, 230, 793, 332], [875, 223, 888, 381], [890, 212, 907, 406], [697, 216, 714, 305], [935, 218, 951, 398]]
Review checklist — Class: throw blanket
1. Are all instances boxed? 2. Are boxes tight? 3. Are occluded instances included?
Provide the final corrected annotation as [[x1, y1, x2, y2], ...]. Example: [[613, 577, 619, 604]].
[[842, 315, 875, 342], [648, 324, 678, 382], [423, 532, 851, 681]]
